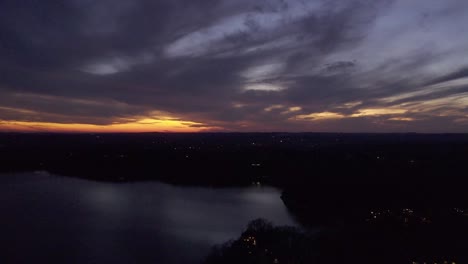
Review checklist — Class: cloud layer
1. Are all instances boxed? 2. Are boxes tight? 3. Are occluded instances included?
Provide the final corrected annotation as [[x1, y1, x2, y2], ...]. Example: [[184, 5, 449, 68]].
[[0, 0, 467, 132]]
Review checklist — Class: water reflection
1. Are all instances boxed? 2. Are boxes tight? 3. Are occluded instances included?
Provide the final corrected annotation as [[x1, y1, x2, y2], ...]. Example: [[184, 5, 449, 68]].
[[0, 173, 298, 264]]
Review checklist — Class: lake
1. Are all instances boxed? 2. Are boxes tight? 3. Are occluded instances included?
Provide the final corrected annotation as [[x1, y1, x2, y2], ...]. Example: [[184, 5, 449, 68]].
[[0, 172, 298, 264]]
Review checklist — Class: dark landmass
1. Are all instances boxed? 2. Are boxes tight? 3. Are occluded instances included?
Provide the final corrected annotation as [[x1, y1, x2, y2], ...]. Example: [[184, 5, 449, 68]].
[[1, 132, 468, 210], [1, 132, 467, 205], [1, 132, 467, 185], [205, 218, 467, 264], [203, 219, 317, 264], [2, 132, 468, 263]]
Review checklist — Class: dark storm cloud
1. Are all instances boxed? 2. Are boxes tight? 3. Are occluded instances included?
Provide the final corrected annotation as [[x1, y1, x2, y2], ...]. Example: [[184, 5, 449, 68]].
[[0, 0, 467, 132], [427, 67, 468, 86]]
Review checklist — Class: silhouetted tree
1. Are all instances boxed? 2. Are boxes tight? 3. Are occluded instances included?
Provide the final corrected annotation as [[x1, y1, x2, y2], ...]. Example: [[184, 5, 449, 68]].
[[202, 219, 317, 264]]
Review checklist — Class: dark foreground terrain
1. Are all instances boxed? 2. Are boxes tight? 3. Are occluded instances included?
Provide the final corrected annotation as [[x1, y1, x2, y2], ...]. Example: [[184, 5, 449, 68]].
[[1, 132, 468, 263], [204, 217, 467, 264]]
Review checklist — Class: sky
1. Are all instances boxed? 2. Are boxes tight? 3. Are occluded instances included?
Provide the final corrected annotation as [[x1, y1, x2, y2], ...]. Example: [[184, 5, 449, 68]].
[[0, 0, 467, 133]]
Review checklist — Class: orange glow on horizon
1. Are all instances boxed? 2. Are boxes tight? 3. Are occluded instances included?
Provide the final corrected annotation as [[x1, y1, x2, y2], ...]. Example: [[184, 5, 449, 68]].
[[0, 118, 215, 133]]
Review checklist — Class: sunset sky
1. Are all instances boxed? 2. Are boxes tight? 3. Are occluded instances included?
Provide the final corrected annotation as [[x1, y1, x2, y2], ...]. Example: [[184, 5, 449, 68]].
[[1, 0, 467, 132]]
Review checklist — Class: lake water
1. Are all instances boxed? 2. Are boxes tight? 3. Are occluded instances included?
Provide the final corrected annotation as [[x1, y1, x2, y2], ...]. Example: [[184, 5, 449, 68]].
[[0, 172, 298, 264]]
